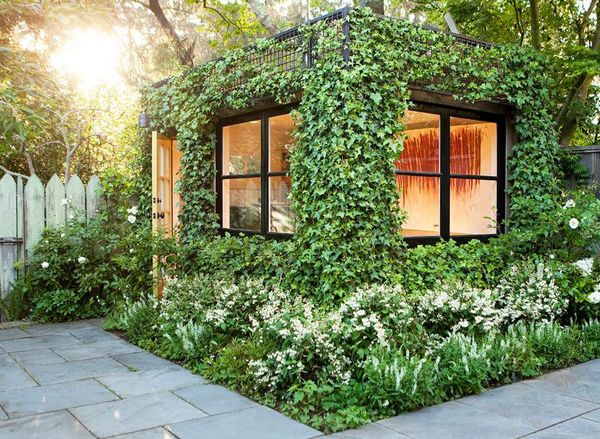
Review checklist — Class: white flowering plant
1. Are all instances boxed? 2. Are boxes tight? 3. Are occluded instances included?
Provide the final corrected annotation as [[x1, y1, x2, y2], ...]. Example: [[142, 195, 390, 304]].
[[12, 204, 175, 323], [414, 260, 569, 337], [546, 189, 600, 261]]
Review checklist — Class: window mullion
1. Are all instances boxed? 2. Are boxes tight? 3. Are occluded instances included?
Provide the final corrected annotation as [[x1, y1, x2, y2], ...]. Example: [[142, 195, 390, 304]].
[[261, 113, 268, 235], [440, 114, 450, 239]]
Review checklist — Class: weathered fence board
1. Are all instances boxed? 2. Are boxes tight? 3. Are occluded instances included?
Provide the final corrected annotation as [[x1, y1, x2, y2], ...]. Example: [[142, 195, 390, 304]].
[[46, 174, 66, 228], [0, 173, 102, 317], [66, 174, 85, 220], [24, 175, 45, 255], [0, 174, 17, 239], [0, 174, 19, 319], [16, 176, 23, 239], [87, 175, 102, 219], [0, 241, 18, 316], [566, 146, 600, 188]]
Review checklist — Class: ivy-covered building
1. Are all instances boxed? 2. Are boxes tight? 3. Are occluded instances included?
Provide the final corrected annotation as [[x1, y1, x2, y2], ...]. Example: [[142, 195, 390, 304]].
[[144, 7, 560, 294]]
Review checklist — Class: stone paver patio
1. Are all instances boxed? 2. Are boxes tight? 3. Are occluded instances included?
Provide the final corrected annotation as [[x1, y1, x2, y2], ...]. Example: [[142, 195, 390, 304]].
[[1, 320, 600, 438]]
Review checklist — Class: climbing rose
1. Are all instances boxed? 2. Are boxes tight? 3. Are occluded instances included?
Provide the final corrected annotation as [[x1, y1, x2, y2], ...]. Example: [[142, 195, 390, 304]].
[[589, 290, 600, 304], [569, 218, 580, 229], [41, 262, 49, 269], [78, 256, 87, 264], [563, 199, 576, 209], [127, 215, 136, 224]]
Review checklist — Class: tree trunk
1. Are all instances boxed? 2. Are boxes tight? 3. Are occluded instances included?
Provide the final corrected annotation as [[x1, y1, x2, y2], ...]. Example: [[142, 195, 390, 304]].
[[148, 0, 195, 67], [529, 0, 541, 50], [23, 150, 35, 176], [558, 74, 594, 145], [245, 0, 279, 34], [64, 154, 71, 184], [360, 0, 384, 15], [555, 2, 600, 145]]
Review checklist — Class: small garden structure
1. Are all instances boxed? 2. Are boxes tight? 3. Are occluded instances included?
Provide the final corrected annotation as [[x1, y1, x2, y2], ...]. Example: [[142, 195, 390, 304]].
[[13, 6, 600, 435], [144, 7, 560, 296]]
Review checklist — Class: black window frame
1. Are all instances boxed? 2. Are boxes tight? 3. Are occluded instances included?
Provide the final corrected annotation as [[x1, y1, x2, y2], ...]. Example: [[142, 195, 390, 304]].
[[216, 104, 297, 238], [397, 102, 506, 246], [216, 102, 506, 243]]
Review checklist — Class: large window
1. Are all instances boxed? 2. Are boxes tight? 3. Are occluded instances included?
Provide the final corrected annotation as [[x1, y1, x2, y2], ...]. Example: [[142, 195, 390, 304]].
[[218, 108, 295, 235], [395, 106, 504, 241]]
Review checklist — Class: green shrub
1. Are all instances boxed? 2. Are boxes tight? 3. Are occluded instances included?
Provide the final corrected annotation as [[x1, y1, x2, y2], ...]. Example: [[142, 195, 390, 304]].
[[203, 338, 274, 395], [30, 289, 87, 323], [177, 234, 292, 282], [117, 295, 160, 347], [12, 206, 175, 323]]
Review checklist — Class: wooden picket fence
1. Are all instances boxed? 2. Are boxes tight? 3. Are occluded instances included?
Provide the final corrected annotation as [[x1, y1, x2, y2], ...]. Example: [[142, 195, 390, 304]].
[[0, 173, 102, 319]]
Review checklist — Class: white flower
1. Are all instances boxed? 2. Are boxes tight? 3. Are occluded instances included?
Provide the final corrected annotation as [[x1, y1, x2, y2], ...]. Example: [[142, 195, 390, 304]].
[[129, 249, 134, 254], [127, 215, 136, 224], [573, 258, 594, 276], [60, 198, 70, 206], [77, 256, 87, 264], [589, 290, 600, 304], [127, 206, 139, 215], [149, 270, 153, 276], [458, 320, 469, 328], [60, 233, 65, 238], [564, 199, 576, 209], [549, 254, 555, 260], [569, 218, 580, 229], [41, 262, 49, 269]]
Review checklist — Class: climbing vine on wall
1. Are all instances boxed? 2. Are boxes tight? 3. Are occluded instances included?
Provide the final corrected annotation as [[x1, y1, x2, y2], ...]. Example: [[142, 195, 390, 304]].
[[142, 7, 561, 299]]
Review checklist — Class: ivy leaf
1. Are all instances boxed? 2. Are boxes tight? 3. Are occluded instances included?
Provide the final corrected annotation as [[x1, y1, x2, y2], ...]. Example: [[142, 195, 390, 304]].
[[370, 92, 382, 105]]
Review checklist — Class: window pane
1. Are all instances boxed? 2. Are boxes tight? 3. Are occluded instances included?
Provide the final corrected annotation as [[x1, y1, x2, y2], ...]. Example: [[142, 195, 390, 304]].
[[269, 176, 294, 233], [396, 111, 440, 173], [450, 118, 497, 176], [269, 113, 295, 172], [450, 178, 497, 235], [396, 175, 440, 236], [222, 120, 261, 175], [222, 178, 261, 231]]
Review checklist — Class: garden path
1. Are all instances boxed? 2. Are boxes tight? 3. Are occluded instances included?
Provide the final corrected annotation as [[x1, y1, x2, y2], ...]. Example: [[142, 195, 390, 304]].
[[0, 319, 319, 439], [1, 320, 599, 438]]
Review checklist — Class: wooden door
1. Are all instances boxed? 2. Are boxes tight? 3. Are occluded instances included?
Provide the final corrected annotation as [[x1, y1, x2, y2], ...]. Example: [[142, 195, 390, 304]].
[[153, 132, 172, 236], [151, 131, 181, 296]]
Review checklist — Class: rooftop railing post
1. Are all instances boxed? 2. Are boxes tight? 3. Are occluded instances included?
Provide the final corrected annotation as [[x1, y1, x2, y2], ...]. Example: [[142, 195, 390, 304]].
[[342, 6, 351, 64]]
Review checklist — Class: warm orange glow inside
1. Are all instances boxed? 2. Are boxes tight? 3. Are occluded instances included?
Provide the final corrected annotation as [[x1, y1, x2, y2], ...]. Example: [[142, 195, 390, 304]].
[[396, 110, 498, 237]]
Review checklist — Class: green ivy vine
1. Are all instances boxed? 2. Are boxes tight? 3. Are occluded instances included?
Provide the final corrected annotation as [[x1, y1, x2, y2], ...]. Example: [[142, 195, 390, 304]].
[[142, 7, 561, 299]]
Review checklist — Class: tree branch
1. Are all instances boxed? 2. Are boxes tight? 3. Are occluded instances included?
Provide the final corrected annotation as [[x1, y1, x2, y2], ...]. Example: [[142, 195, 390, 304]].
[[147, 0, 195, 66], [245, 0, 279, 35], [0, 165, 29, 179], [202, 0, 250, 44], [529, 0, 541, 50]]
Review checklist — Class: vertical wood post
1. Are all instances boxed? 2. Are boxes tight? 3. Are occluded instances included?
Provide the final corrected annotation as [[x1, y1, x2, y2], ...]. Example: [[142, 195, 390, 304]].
[[66, 174, 85, 221], [86, 175, 103, 219], [0, 174, 18, 321], [24, 175, 45, 256], [46, 174, 66, 228]]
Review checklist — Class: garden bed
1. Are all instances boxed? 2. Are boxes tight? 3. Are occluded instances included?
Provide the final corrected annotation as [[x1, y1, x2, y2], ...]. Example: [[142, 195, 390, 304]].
[[103, 190, 600, 432]]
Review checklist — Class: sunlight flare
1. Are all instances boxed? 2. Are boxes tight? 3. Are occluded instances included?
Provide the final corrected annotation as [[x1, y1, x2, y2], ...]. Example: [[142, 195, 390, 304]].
[[50, 29, 124, 93]]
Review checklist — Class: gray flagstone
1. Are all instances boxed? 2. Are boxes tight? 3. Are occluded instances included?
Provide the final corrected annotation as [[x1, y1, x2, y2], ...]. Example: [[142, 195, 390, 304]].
[[25, 356, 128, 384], [0, 379, 118, 417], [0, 410, 94, 439], [97, 367, 205, 398], [71, 391, 206, 438], [0, 353, 37, 391]]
